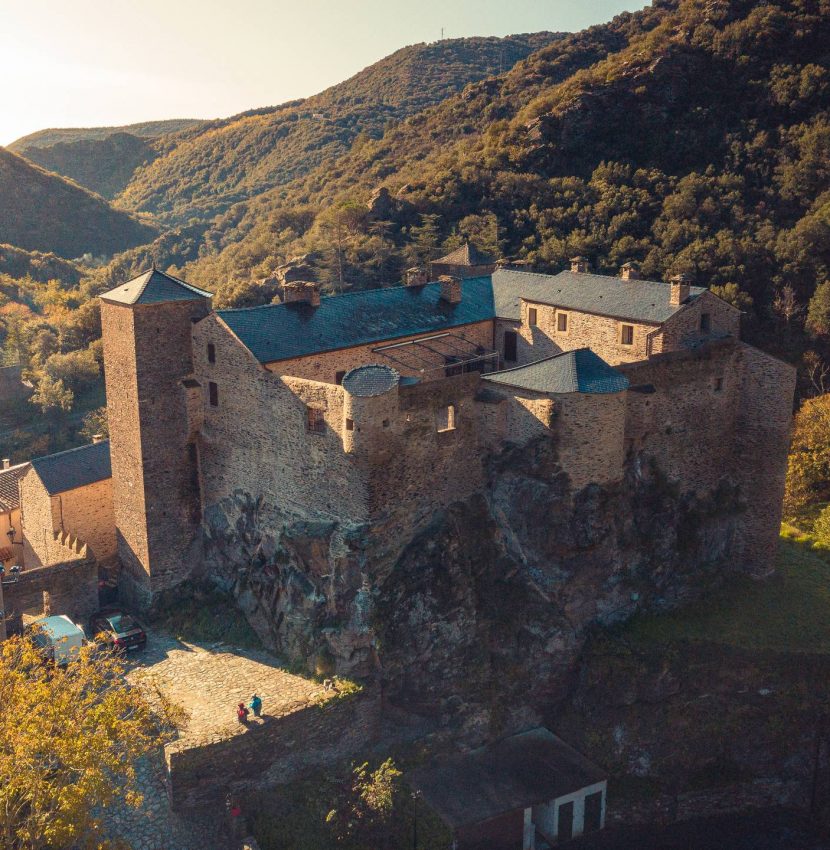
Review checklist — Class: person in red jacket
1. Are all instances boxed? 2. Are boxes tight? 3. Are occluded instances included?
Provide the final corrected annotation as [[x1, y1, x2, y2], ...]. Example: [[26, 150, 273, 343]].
[[236, 702, 249, 723]]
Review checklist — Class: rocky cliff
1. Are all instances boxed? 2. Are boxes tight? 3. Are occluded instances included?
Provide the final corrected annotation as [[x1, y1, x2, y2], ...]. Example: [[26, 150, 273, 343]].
[[200, 435, 746, 738]]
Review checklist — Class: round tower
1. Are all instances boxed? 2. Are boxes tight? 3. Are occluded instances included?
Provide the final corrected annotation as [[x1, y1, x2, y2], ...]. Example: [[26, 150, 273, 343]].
[[341, 364, 400, 456]]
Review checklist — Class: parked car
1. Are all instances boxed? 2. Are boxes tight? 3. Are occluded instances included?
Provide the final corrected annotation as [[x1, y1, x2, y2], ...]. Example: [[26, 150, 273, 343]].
[[26, 615, 86, 665], [89, 609, 147, 652]]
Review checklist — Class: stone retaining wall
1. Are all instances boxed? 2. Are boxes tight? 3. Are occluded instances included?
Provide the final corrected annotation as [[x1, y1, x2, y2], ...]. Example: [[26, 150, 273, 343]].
[[165, 688, 381, 809]]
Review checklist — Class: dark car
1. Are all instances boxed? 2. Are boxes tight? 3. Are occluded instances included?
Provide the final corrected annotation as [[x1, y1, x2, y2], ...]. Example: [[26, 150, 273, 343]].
[[89, 609, 147, 652]]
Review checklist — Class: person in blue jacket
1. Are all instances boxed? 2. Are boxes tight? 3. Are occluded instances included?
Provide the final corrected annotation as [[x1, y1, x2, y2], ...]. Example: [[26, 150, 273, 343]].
[[249, 694, 262, 717]]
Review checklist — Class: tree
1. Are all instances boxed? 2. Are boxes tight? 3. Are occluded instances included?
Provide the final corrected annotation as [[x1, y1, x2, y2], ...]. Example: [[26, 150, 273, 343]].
[[326, 758, 402, 848], [806, 281, 830, 337], [710, 282, 754, 312], [785, 392, 830, 517], [80, 406, 109, 441], [30, 375, 73, 415], [0, 633, 174, 849]]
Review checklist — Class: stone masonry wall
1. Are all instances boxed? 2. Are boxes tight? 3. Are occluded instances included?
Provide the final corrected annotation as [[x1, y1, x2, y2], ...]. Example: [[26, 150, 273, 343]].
[[164, 689, 381, 809], [515, 300, 657, 366], [3, 557, 98, 632], [102, 297, 210, 609], [52, 478, 116, 564], [19, 469, 61, 567], [262, 320, 495, 383], [653, 291, 741, 353]]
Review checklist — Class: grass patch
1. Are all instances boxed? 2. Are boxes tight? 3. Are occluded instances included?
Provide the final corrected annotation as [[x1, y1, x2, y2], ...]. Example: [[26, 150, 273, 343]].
[[621, 530, 830, 653], [153, 589, 263, 650]]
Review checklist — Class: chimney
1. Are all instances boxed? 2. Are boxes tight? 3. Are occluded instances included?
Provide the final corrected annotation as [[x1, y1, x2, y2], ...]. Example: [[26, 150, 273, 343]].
[[405, 266, 428, 287], [570, 256, 589, 274], [620, 262, 642, 281], [669, 273, 692, 306], [439, 275, 462, 305], [282, 281, 321, 307], [2, 459, 9, 470], [92, 434, 105, 444]]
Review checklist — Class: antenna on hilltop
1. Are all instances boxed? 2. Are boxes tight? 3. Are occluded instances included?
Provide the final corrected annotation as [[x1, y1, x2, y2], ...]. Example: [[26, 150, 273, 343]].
[[441, 27, 444, 41]]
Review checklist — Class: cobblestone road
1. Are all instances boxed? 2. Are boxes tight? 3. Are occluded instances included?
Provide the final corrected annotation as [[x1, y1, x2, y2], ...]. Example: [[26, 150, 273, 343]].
[[99, 628, 321, 849]]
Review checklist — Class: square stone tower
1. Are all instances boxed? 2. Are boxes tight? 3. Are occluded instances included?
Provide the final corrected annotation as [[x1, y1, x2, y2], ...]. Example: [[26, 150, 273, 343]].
[[100, 269, 212, 610]]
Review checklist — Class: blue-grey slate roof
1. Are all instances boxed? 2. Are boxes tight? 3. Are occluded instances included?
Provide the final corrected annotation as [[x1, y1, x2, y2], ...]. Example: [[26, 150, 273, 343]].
[[217, 277, 495, 364], [484, 348, 629, 395], [491, 268, 706, 324], [100, 269, 212, 306], [31, 440, 111, 495]]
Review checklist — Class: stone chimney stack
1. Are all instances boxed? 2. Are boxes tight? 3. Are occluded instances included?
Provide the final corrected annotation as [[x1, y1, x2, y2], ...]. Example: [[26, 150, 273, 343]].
[[620, 262, 642, 281], [405, 267, 428, 287], [439, 275, 462, 304], [570, 256, 589, 274], [2, 459, 9, 470], [669, 273, 692, 306], [282, 281, 321, 307]]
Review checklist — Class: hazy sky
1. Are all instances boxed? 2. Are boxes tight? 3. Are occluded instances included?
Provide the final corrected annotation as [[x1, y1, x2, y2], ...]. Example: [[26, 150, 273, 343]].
[[1, 0, 636, 146]]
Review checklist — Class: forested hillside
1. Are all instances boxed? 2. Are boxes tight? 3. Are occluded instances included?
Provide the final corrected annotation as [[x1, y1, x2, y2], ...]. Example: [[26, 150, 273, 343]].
[[115, 34, 559, 223], [167, 0, 829, 372], [0, 149, 157, 259]]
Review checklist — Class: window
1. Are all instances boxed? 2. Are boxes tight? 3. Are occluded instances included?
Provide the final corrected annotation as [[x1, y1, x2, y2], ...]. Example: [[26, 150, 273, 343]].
[[207, 343, 216, 364], [715, 377, 723, 392], [208, 381, 218, 407], [620, 324, 635, 346], [503, 331, 518, 363], [335, 370, 346, 385], [437, 404, 456, 432], [382, 419, 390, 428], [528, 307, 538, 326], [584, 792, 603, 834], [557, 312, 569, 333], [700, 312, 711, 333], [306, 406, 325, 434], [557, 801, 574, 842], [345, 418, 354, 431]]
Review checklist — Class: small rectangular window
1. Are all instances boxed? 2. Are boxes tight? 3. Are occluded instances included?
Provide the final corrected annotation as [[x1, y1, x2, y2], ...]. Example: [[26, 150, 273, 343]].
[[437, 404, 456, 433], [208, 381, 218, 407], [700, 312, 711, 333], [528, 307, 538, 326], [557, 312, 568, 333], [715, 377, 723, 392], [620, 324, 635, 346], [503, 331, 518, 363], [207, 343, 216, 364], [335, 370, 346, 385], [345, 418, 354, 431], [306, 406, 325, 434]]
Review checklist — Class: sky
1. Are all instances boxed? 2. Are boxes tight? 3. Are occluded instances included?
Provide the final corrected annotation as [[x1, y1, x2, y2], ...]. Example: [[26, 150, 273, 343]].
[[1, 0, 637, 146]]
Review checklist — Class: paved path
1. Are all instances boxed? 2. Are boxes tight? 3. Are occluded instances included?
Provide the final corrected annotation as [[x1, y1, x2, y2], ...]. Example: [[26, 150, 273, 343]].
[[99, 628, 321, 849]]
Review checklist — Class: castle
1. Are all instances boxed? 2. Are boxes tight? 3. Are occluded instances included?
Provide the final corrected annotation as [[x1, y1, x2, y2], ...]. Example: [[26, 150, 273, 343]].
[[0, 253, 795, 675]]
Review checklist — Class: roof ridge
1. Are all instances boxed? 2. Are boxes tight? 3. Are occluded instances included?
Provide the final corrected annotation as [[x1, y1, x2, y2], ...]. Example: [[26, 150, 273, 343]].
[[31, 439, 109, 465], [487, 347, 587, 376], [218, 277, 493, 314]]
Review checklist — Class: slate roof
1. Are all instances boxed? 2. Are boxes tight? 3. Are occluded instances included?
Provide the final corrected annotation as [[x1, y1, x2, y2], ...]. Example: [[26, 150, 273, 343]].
[[100, 269, 212, 306], [342, 364, 400, 397], [491, 268, 707, 324], [0, 462, 29, 513], [217, 277, 495, 364], [30, 441, 111, 496], [433, 241, 494, 266], [407, 728, 606, 829], [484, 348, 629, 395]]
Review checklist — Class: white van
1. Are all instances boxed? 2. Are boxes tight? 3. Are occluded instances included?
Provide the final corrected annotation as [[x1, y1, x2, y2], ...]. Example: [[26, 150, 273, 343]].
[[28, 615, 86, 665]]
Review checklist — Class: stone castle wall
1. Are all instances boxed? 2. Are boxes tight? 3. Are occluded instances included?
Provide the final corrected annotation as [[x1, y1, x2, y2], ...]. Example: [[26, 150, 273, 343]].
[[2, 557, 98, 633], [652, 291, 741, 354], [53, 478, 116, 564]]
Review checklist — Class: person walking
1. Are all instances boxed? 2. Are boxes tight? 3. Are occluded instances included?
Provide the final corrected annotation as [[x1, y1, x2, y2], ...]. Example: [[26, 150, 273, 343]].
[[236, 701, 249, 723], [249, 694, 262, 717]]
